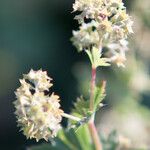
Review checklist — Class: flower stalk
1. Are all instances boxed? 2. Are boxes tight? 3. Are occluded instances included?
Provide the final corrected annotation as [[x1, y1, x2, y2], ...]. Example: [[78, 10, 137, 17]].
[[88, 67, 103, 150], [90, 67, 96, 111], [62, 113, 81, 122], [88, 120, 102, 150]]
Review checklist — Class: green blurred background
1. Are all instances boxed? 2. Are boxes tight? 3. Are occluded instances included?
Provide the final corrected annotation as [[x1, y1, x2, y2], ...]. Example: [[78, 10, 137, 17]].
[[0, 0, 150, 149]]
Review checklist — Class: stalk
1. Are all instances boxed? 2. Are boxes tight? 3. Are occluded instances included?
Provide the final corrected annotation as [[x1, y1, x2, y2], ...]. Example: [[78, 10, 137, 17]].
[[88, 67, 103, 150], [89, 67, 96, 111], [62, 113, 81, 122], [88, 120, 102, 150]]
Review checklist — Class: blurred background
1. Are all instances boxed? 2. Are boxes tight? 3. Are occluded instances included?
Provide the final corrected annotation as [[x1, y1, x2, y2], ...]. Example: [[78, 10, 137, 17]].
[[0, 0, 149, 149]]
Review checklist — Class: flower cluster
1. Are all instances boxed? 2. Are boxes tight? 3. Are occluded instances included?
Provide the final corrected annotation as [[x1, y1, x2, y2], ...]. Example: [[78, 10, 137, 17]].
[[72, 0, 133, 67], [14, 69, 63, 141]]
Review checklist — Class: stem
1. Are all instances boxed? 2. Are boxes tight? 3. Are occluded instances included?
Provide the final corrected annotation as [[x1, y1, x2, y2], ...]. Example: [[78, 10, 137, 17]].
[[62, 113, 81, 122], [88, 67, 103, 150], [90, 67, 96, 111], [88, 120, 102, 150]]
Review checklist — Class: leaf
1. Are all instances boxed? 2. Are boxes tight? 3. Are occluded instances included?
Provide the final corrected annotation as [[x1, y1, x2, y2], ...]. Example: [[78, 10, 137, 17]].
[[59, 126, 94, 150], [86, 47, 110, 68], [86, 50, 93, 65], [75, 125, 94, 150], [29, 126, 94, 150], [71, 96, 90, 118], [69, 96, 92, 129], [60, 129, 83, 150], [93, 81, 106, 111], [70, 81, 106, 128]]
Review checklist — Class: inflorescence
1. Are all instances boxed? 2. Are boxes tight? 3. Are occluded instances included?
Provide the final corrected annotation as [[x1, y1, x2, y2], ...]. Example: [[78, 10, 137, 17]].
[[72, 0, 133, 67], [14, 70, 63, 141]]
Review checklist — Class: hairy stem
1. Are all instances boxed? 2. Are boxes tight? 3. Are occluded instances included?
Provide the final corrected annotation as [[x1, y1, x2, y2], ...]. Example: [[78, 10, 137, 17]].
[[88, 67, 103, 150]]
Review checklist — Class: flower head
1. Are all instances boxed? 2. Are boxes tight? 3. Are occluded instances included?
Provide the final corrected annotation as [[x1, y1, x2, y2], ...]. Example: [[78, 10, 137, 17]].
[[14, 69, 63, 141], [72, 0, 133, 67], [71, 20, 99, 51]]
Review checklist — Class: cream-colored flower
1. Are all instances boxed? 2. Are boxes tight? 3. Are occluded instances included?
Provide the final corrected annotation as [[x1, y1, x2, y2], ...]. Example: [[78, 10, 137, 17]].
[[72, 0, 133, 67], [14, 69, 63, 141], [99, 19, 112, 33], [23, 69, 52, 91], [72, 21, 99, 51], [73, 0, 103, 18]]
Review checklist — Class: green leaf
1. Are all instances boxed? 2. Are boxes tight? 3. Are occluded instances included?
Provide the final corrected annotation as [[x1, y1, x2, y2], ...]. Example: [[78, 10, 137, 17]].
[[70, 81, 106, 128], [86, 47, 110, 68], [29, 126, 94, 150], [75, 125, 94, 150], [93, 81, 106, 111], [61, 129, 83, 150], [69, 96, 92, 129], [60, 126, 94, 150], [71, 96, 90, 118], [86, 50, 94, 65]]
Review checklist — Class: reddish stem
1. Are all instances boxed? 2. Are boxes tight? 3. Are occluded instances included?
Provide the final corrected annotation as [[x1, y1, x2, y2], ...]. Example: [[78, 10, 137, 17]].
[[90, 67, 96, 111], [88, 67, 103, 150], [88, 121, 102, 150]]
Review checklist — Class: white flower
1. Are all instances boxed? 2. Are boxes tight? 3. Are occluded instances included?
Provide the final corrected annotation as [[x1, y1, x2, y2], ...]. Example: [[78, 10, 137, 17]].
[[14, 69, 63, 141], [73, 0, 104, 20], [23, 69, 52, 91], [72, 21, 99, 51], [72, 0, 133, 67]]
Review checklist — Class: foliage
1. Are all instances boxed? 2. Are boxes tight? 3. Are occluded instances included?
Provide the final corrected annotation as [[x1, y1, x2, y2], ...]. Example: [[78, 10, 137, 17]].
[[29, 129, 147, 150], [86, 47, 110, 68], [71, 96, 90, 118], [93, 81, 106, 111], [29, 125, 94, 150], [69, 81, 106, 129]]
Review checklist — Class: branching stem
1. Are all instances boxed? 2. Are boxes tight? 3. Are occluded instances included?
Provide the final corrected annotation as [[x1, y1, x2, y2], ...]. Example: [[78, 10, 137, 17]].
[[62, 113, 81, 122]]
